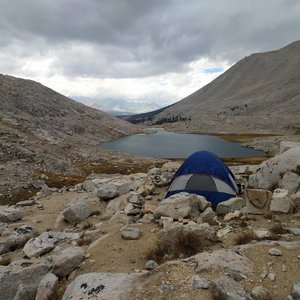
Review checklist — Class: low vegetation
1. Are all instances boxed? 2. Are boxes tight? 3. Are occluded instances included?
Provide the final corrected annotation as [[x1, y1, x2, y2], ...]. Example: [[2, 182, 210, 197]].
[[146, 230, 204, 264]]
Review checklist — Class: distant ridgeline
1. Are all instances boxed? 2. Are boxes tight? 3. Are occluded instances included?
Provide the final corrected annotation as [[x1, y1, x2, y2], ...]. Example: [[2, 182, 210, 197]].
[[120, 103, 191, 125]]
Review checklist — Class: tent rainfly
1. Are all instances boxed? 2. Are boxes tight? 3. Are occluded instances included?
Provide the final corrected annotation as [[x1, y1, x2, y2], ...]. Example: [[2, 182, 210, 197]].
[[165, 151, 239, 208]]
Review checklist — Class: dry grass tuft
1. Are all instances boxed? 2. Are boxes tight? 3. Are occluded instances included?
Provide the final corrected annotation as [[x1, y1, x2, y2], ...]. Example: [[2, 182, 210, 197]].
[[234, 230, 258, 245], [263, 211, 273, 220], [145, 230, 204, 264], [76, 234, 95, 246], [269, 223, 288, 235], [0, 256, 12, 266]]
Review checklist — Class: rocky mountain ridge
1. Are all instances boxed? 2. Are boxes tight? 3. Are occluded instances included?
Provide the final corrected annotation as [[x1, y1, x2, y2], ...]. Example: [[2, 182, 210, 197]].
[[0, 74, 149, 203], [128, 40, 300, 134]]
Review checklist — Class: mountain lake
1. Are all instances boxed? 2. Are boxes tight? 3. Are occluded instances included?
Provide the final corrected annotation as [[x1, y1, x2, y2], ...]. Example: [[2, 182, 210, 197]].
[[99, 128, 265, 159]]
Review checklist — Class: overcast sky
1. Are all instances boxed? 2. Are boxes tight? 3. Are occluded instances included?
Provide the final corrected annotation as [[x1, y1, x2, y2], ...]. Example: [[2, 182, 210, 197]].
[[1, 0, 300, 113]]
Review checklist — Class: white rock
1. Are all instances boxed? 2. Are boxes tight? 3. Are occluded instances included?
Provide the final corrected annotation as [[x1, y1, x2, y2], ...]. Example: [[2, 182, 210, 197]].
[[96, 183, 118, 200], [35, 273, 58, 300], [23, 232, 58, 258], [52, 246, 85, 278], [191, 275, 209, 289], [210, 276, 250, 299], [279, 172, 300, 194], [0, 206, 22, 223], [251, 285, 272, 300], [270, 189, 295, 213], [291, 282, 300, 300], [279, 141, 300, 154], [0, 259, 51, 300], [144, 260, 158, 270], [248, 147, 300, 190], [224, 210, 241, 221], [121, 227, 142, 240], [62, 272, 140, 300], [154, 192, 202, 221], [216, 197, 245, 215], [268, 248, 282, 256], [62, 198, 93, 224]]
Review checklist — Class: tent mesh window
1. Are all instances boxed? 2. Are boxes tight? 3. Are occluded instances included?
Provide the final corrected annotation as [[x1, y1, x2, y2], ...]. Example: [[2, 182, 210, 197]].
[[185, 174, 217, 191]]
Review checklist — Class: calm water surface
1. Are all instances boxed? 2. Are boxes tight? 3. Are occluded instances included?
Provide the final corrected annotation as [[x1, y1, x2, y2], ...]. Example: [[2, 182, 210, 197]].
[[100, 129, 265, 158]]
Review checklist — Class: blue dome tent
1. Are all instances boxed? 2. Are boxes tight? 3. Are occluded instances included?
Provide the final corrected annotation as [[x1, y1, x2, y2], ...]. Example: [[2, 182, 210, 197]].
[[165, 151, 239, 208]]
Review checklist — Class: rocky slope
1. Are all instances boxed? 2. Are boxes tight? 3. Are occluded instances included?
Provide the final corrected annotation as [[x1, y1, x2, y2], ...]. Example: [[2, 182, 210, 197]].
[[0, 141, 299, 299], [0, 74, 153, 204], [129, 40, 300, 134]]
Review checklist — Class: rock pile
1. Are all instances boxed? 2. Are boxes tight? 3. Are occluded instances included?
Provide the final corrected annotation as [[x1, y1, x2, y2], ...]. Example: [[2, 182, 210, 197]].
[[0, 142, 299, 299]]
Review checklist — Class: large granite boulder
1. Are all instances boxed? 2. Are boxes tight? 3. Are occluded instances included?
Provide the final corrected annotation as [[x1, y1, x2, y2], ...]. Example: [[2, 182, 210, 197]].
[[62, 197, 94, 224], [62, 272, 140, 300], [51, 246, 85, 278], [0, 225, 38, 255], [0, 206, 22, 223], [248, 147, 300, 190], [154, 192, 208, 221], [270, 188, 295, 213], [0, 259, 51, 300]]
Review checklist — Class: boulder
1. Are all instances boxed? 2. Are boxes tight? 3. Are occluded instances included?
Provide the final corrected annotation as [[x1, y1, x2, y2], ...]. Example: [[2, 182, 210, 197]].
[[13, 283, 37, 300], [127, 192, 144, 206], [62, 272, 140, 300], [251, 285, 272, 300], [154, 192, 202, 221], [248, 147, 300, 190], [111, 178, 133, 195], [0, 258, 51, 300], [245, 189, 272, 214], [200, 207, 217, 225], [270, 189, 295, 213], [35, 273, 58, 300], [105, 194, 128, 216], [195, 249, 252, 275], [291, 282, 300, 300], [216, 197, 245, 215], [0, 225, 38, 255], [160, 222, 217, 242], [51, 246, 85, 278], [124, 203, 140, 215], [191, 275, 209, 289], [62, 199, 93, 224], [210, 276, 251, 300], [23, 232, 58, 258], [279, 172, 300, 194], [121, 227, 142, 240], [96, 183, 119, 200], [0, 206, 22, 222], [279, 141, 300, 154]]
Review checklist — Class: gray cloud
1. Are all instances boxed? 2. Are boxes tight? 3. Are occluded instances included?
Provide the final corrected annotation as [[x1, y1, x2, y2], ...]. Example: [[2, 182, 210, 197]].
[[1, 0, 300, 79]]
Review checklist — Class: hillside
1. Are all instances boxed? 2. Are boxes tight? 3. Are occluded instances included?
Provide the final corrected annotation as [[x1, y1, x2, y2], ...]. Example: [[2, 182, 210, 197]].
[[130, 40, 300, 134], [0, 75, 150, 203]]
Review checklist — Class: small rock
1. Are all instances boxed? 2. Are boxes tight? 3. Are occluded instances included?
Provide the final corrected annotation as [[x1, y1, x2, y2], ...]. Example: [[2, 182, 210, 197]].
[[251, 285, 272, 300], [144, 260, 158, 270], [291, 282, 300, 300], [159, 280, 175, 292], [210, 276, 250, 299], [282, 264, 287, 272], [191, 275, 209, 289], [288, 228, 300, 236], [217, 226, 231, 238], [224, 210, 241, 221], [268, 248, 282, 256], [267, 272, 276, 281], [121, 227, 142, 240], [15, 200, 35, 207]]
